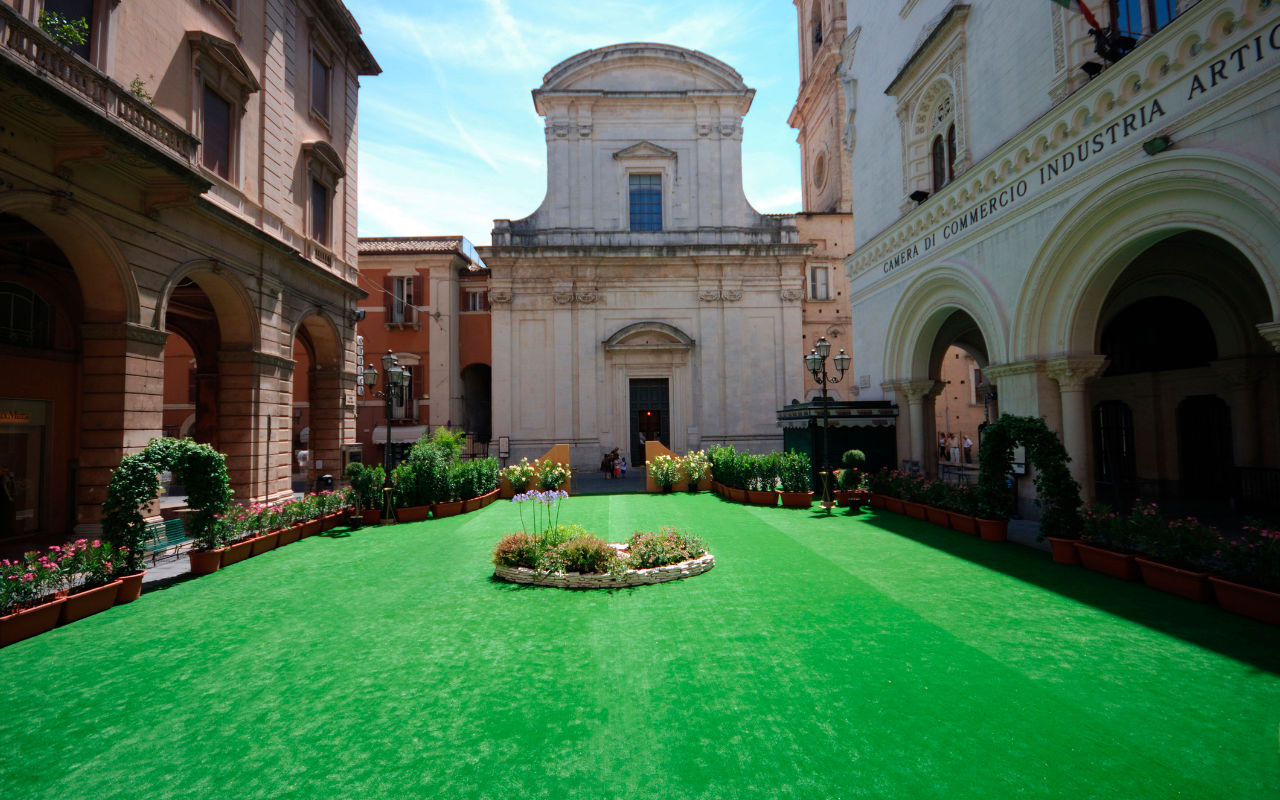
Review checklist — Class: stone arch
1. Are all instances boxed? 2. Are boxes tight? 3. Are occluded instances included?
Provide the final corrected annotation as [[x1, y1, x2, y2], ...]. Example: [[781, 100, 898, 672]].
[[603, 321, 695, 350], [1013, 150, 1280, 359], [153, 259, 259, 349], [290, 308, 346, 489], [883, 264, 1006, 380], [0, 192, 138, 324], [912, 75, 956, 139], [288, 306, 343, 366]]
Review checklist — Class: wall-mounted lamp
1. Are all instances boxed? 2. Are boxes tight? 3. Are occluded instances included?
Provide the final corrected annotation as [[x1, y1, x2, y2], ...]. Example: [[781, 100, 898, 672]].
[[1142, 135, 1172, 156], [909, 190, 930, 204]]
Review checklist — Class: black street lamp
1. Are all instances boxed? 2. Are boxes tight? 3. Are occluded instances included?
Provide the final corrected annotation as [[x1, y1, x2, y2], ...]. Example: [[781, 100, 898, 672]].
[[805, 336, 851, 514], [363, 350, 409, 524]]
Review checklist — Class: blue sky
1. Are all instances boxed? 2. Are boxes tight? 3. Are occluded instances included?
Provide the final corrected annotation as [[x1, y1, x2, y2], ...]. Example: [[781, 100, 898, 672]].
[[345, 0, 805, 245]]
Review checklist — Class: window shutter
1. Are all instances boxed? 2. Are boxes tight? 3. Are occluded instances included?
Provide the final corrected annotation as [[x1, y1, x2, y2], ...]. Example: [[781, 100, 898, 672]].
[[413, 275, 426, 314], [481, 291, 489, 312], [460, 287, 469, 313], [382, 275, 393, 317]]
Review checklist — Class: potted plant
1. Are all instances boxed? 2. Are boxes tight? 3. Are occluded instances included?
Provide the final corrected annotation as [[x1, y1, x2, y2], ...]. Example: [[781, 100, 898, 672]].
[[1133, 513, 1216, 603], [1209, 523, 1280, 624], [835, 449, 866, 506], [921, 479, 953, 527], [745, 453, 779, 507], [1077, 503, 1141, 581], [536, 460, 570, 493], [683, 450, 711, 492], [1, 549, 64, 647], [59, 540, 125, 625], [944, 484, 979, 535], [649, 454, 682, 493], [345, 462, 386, 524], [778, 451, 813, 508], [501, 458, 537, 498]]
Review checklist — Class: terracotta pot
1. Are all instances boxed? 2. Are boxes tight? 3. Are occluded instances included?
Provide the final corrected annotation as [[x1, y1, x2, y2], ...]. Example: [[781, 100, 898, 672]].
[[728, 487, 747, 503], [300, 519, 323, 538], [221, 538, 255, 566], [360, 507, 382, 525], [277, 526, 302, 547], [463, 496, 483, 513], [1209, 577, 1280, 625], [434, 500, 464, 518], [746, 489, 778, 507], [1135, 558, 1210, 603], [60, 580, 123, 625], [883, 497, 905, 514], [1077, 543, 1139, 581], [868, 493, 887, 510], [697, 476, 713, 492], [250, 530, 281, 556], [115, 571, 146, 605], [948, 513, 978, 536], [189, 549, 224, 576], [925, 506, 950, 527], [0, 598, 65, 647], [1046, 537, 1081, 566], [499, 482, 515, 499], [323, 512, 345, 531], [976, 518, 1009, 542], [780, 490, 814, 508], [480, 488, 500, 507], [398, 504, 432, 522], [903, 501, 927, 520]]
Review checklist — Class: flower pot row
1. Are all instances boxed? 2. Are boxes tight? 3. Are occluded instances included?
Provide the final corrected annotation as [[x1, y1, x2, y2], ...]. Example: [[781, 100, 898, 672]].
[[1, 571, 148, 648], [867, 493, 1009, 541], [1042, 538, 1280, 625], [188, 509, 351, 577], [708, 481, 819, 509], [395, 488, 502, 523]]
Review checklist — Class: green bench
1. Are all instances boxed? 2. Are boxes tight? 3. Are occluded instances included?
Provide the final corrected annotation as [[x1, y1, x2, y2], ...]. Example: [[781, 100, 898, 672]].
[[145, 517, 190, 564]]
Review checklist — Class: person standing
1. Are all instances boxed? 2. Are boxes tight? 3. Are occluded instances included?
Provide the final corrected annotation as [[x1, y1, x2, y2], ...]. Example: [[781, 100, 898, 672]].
[[963, 435, 973, 464], [948, 433, 960, 464], [939, 433, 948, 461]]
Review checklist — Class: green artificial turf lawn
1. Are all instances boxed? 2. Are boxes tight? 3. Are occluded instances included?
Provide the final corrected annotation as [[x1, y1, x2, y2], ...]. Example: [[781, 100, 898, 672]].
[[3, 494, 1279, 799]]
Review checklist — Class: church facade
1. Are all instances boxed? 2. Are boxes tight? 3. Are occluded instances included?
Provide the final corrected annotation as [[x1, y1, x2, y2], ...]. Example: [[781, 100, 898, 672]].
[[840, 0, 1280, 514], [482, 44, 811, 469]]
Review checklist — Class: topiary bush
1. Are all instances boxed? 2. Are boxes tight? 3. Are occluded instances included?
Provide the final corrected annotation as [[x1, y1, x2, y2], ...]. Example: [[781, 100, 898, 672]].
[[976, 414, 1082, 538]]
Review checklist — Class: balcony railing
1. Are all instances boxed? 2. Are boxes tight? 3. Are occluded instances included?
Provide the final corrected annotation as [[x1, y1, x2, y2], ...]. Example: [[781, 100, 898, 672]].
[[0, 4, 198, 165]]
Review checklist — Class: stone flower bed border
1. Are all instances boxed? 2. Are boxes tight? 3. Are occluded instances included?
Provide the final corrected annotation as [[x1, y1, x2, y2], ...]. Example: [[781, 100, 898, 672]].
[[494, 552, 715, 589]]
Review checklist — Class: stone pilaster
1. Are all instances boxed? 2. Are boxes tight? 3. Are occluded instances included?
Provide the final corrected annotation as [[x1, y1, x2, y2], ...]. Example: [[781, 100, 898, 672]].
[[219, 349, 295, 504], [76, 323, 169, 533], [885, 378, 944, 469]]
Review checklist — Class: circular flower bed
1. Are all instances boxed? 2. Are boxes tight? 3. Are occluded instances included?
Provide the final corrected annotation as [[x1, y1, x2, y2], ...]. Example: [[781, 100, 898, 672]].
[[492, 523, 715, 589]]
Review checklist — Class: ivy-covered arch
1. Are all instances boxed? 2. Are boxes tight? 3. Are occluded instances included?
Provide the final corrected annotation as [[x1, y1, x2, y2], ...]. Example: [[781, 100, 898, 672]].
[[102, 438, 233, 573], [976, 415, 1082, 539]]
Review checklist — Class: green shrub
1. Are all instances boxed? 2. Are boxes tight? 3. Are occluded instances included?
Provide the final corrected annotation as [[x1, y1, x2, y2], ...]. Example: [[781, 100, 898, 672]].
[[536, 461, 569, 491], [344, 462, 385, 509], [649, 454, 683, 489], [492, 532, 539, 568], [707, 445, 737, 484], [627, 527, 707, 568], [547, 535, 618, 574], [779, 451, 811, 493]]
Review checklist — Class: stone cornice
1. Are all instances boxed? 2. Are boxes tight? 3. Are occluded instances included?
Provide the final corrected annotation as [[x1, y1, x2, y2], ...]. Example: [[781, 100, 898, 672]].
[[884, 379, 944, 400], [983, 360, 1045, 380], [81, 322, 169, 346]]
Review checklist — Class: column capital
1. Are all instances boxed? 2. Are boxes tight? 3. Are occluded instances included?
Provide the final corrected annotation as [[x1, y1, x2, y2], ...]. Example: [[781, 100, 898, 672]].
[[886, 378, 944, 401], [982, 359, 1046, 381], [1257, 321, 1280, 353], [1045, 355, 1109, 390]]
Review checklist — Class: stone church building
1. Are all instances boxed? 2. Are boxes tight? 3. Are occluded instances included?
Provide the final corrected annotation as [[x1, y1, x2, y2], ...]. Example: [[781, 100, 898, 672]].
[[482, 44, 813, 469]]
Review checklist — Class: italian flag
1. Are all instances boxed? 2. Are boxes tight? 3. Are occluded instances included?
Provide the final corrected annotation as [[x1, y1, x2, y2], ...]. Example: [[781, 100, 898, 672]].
[[1049, 0, 1102, 29]]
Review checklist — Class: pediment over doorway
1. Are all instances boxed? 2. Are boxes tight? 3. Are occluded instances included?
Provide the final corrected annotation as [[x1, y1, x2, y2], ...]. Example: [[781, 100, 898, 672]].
[[613, 141, 677, 161], [603, 321, 694, 351]]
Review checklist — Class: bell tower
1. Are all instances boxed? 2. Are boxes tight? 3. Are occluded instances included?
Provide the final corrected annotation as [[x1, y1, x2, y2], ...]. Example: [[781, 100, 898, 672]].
[[789, 0, 851, 214]]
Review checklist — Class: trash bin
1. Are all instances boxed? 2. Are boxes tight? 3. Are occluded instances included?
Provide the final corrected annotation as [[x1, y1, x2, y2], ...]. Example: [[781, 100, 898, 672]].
[[319, 474, 334, 491]]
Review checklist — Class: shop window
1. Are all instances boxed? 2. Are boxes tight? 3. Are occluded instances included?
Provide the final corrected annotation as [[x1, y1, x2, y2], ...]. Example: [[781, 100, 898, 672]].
[[629, 174, 662, 231], [0, 283, 51, 348]]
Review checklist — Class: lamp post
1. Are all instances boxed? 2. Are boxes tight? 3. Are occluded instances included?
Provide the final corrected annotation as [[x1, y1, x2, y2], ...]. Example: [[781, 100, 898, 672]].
[[363, 350, 408, 524], [805, 337, 851, 514]]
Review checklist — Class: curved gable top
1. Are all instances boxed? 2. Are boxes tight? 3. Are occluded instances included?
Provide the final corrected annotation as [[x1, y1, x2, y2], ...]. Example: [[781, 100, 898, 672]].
[[539, 43, 747, 94], [603, 321, 695, 351]]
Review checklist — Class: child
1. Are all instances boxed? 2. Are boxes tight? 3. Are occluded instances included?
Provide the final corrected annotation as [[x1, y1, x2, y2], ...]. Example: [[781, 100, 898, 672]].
[[617, 457, 627, 478]]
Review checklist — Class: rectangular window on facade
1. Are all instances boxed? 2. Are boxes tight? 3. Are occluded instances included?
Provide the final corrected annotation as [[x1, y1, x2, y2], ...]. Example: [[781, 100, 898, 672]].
[[809, 266, 830, 300], [391, 365, 412, 419], [462, 289, 488, 312], [1110, 0, 1178, 37], [44, 0, 94, 61], [629, 173, 662, 231], [390, 277, 412, 323], [311, 51, 330, 120], [310, 178, 329, 246], [201, 84, 232, 179]]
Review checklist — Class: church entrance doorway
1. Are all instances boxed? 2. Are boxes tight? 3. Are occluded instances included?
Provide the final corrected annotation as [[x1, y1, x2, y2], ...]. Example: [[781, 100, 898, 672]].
[[629, 378, 669, 466]]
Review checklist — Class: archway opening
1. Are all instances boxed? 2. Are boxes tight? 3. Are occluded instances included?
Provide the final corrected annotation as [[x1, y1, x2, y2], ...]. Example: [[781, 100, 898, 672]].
[[1089, 231, 1277, 515], [925, 309, 991, 478], [461, 363, 491, 451], [0, 214, 83, 542], [292, 313, 343, 493]]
